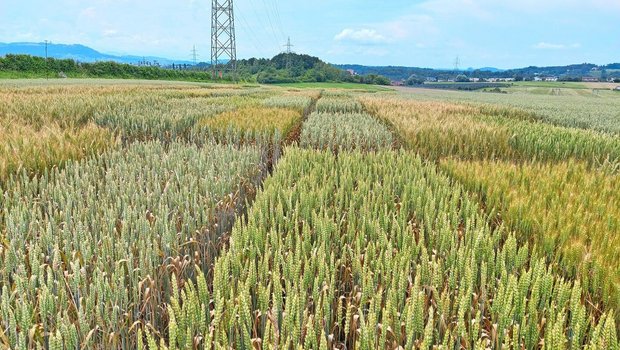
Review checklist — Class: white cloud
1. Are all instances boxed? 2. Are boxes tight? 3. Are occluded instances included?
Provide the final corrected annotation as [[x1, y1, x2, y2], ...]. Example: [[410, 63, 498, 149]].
[[534, 42, 581, 50], [334, 28, 388, 44]]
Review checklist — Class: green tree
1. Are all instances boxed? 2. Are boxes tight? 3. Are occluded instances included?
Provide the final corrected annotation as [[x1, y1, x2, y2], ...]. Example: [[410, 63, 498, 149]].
[[406, 74, 425, 85], [456, 74, 470, 82]]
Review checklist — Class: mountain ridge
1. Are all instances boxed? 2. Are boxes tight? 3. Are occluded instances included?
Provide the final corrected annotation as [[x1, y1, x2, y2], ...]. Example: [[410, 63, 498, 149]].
[[335, 63, 620, 81], [0, 42, 194, 66]]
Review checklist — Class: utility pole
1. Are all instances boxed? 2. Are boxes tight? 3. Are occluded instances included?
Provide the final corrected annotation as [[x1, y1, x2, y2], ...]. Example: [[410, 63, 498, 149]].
[[211, 0, 237, 79], [284, 37, 294, 70], [44, 40, 50, 80]]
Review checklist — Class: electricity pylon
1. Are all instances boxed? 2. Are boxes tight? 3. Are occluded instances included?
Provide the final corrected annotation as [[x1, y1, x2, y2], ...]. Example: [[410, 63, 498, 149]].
[[284, 37, 294, 70], [211, 0, 237, 78]]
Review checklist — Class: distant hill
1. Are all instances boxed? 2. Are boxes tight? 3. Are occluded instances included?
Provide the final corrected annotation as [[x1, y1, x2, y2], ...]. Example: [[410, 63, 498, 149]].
[[236, 53, 391, 85], [336, 63, 620, 81], [0, 42, 194, 66], [466, 67, 505, 73], [335, 64, 506, 81]]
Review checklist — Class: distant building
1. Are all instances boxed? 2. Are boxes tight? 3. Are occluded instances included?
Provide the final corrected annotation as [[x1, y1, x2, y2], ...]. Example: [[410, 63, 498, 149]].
[[582, 76, 599, 82], [544, 76, 558, 82], [391, 80, 404, 86], [426, 77, 437, 82], [346, 69, 357, 76], [469, 77, 480, 82], [488, 77, 514, 82], [534, 77, 543, 82]]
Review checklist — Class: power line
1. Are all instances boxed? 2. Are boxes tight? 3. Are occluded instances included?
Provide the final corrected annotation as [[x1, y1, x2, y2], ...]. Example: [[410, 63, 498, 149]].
[[270, 0, 286, 40], [234, 1, 270, 58], [215, 0, 285, 61], [260, 0, 282, 43], [246, 0, 280, 52], [265, 0, 286, 41]]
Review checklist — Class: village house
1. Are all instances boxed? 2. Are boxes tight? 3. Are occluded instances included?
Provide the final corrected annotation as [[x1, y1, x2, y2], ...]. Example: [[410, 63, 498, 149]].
[[489, 77, 514, 82]]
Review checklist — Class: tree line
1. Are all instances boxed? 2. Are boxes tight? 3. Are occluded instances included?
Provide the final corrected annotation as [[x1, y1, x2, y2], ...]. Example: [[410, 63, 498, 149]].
[[0, 53, 392, 85], [339, 63, 620, 82], [237, 53, 390, 85], [0, 54, 217, 81]]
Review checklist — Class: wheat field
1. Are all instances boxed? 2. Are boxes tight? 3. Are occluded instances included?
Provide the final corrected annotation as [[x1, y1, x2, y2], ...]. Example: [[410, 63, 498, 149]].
[[0, 80, 618, 349]]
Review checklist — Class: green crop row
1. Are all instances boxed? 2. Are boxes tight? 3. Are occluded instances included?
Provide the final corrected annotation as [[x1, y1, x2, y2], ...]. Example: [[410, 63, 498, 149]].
[[156, 148, 617, 349], [300, 112, 394, 152], [315, 96, 364, 114], [262, 95, 314, 115], [0, 140, 269, 349]]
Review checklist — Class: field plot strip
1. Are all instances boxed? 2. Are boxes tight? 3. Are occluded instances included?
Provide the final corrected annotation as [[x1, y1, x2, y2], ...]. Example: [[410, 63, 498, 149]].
[[357, 92, 620, 342], [300, 94, 395, 152], [392, 86, 620, 135], [0, 123, 115, 184], [0, 83, 329, 349], [315, 95, 364, 114], [0, 84, 275, 182], [0, 139, 269, 348], [166, 148, 616, 349], [300, 112, 394, 152], [361, 94, 620, 164], [442, 159, 620, 314]]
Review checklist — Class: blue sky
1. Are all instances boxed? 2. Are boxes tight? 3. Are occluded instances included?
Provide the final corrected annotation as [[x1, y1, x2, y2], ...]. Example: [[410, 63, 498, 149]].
[[1, 0, 618, 68]]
